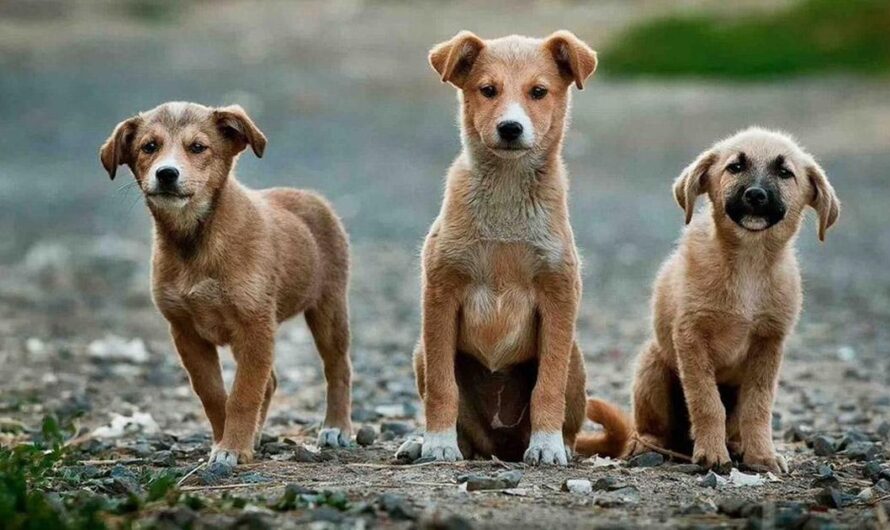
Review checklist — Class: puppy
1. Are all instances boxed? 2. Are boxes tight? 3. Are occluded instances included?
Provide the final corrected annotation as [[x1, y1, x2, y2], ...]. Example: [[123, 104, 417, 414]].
[[580, 128, 840, 473], [99, 102, 353, 465], [413, 31, 597, 465]]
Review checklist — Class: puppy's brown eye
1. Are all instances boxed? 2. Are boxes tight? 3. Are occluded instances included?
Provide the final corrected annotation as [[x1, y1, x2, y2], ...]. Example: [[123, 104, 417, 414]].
[[530, 86, 548, 100], [141, 141, 158, 154], [727, 162, 744, 174], [778, 167, 794, 179], [189, 143, 207, 154], [480, 85, 498, 99]]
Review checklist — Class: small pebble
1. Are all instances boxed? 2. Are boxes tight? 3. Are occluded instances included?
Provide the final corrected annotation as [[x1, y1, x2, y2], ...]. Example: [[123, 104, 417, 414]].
[[356, 425, 377, 447], [395, 439, 422, 463], [815, 487, 856, 509], [464, 470, 522, 491], [562, 479, 592, 494], [592, 477, 626, 491], [842, 441, 879, 461], [811, 435, 837, 456], [377, 493, 417, 520], [627, 451, 664, 468], [197, 461, 233, 486], [594, 486, 640, 507], [699, 470, 726, 488]]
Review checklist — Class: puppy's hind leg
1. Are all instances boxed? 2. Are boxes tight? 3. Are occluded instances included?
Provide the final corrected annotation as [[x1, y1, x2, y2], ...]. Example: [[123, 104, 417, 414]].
[[631, 341, 676, 456], [306, 294, 353, 448]]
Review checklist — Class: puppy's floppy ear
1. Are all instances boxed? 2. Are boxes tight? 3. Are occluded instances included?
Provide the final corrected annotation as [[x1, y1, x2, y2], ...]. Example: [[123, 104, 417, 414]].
[[99, 116, 140, 180], [429, 31, 485, 88], [806, 161, 840, 241], [673, 149, 717, 224], [214, 105, 267, 158], [543, 30, 597, 89]]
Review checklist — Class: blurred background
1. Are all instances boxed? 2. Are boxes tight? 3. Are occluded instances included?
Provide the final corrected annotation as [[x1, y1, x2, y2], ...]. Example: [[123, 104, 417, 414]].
[[1, 0, 889, 464]]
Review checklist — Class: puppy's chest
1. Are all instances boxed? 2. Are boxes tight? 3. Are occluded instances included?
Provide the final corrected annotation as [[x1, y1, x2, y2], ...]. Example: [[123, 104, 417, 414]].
[[457, 245, 540, 368], [154, 273, 236, 346]]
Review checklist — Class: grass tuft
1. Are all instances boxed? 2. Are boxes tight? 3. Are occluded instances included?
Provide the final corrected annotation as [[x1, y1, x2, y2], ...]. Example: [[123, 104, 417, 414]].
[[602, 0, 890, 78]]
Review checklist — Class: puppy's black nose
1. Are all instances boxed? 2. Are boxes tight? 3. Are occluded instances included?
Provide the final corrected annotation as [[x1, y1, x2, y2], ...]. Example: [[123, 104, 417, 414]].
[[743, 186, 768, 207], [156, 166, 179, 187], [497, 121, 523, 142]]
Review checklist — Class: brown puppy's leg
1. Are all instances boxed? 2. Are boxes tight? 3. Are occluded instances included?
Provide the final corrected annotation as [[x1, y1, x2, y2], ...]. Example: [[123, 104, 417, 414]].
[[255, 370, 278, 449], [413, 343, 426, 398], [525, 274, 577, 466], [674, 329, 731, 469], [562, 342, 587, 452], [420, 284, 462, 461], [212, 323, 275, 465], [631, 341, 675, 455], [171, 323, 227, 444], [306, 295, 353, 448], [738, 337, 786, 473]]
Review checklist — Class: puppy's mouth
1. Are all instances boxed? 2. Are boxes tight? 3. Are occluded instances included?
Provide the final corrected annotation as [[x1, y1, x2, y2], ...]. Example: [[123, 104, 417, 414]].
[[738, 216, 771, 232], [487, 144, 531, 159], [147, 191, 194, 199]]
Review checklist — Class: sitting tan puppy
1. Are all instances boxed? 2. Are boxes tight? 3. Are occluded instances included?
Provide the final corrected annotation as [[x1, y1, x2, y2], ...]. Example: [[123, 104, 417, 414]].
[[582, 128, 840, 472], [100, 102, 353, 466], [413, 31, 597, 465]]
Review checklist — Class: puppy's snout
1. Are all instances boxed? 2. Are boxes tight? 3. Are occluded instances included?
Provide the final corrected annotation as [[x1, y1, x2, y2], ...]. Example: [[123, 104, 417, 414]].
[[743, 186, 768, 208], [497, 121, 524, 142], [156, 166, 180, 187]]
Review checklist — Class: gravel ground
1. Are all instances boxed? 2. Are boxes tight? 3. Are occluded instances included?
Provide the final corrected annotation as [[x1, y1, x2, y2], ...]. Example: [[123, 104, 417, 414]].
[[1, 1, 889, 528]]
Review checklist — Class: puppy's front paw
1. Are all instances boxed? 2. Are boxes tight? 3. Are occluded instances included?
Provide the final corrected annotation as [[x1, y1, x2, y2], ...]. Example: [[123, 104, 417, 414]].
[[692, 439, 731, 471], [523, 432, 569, 466], [421, 430, 463, 462], [744, 451, 788, 474], [317, 427, 351, 448], [208, 445, 251, 467]]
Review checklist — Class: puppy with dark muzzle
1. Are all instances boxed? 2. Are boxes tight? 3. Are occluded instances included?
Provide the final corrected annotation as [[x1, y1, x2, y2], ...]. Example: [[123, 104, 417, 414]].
[[100, 102, 353, 466], [579, 128, 840, 473]]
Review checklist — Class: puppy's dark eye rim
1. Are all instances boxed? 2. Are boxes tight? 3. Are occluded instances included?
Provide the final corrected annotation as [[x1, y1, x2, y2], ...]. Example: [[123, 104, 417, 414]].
[[140, 141, 158, 154], [726, 162, 745, 173], [530, 86, 549, 99], [777, 167, 794, 178], [189, 142, 208, 154], [480, 85, 498, 98]]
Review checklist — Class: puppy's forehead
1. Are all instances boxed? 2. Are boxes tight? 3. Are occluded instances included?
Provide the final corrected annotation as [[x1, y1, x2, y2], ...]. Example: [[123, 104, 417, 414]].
[[722, 129, 806, 164], [478, 36, 556, 75], [142, 102, 214, 132]]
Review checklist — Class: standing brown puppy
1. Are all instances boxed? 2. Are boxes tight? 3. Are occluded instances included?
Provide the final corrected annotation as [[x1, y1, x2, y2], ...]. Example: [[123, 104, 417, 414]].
[[581, 128, 840, 473], [413, 31, 597, 465], [100, 102, 353, 466]]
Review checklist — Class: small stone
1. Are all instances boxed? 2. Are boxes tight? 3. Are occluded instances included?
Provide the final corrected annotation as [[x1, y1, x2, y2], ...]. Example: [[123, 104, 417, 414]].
[[356, 425, 377, 447], [838, 429, 870, 450], [591, 477, 626, 491], [627, 451, 664, 468], [377, 493, 417, 520], [773, 502, 808, 528], [717, 498, 747, 517], [783, 425, 810, 443], [858, 487, 878, 503], [594, 486, 640, 507], [843, 441, 880, 461], [109, 465, 141, 494], [863, 461, 884, 481], [308, 507, 343, 524], [811, 435, 837, 456], [395, 439, 422, 463], [878, 421, 890, 439], [380, 421, 413, 436], [815, 487, 856, 509], [150, 450, 176, 467], [464, 470, 522, 491], [812, 465, 840, 488], [152, 507, 198, 530], [699, 470, 727, 488], [561, 479, 592, 494], [197, 461, 233, 486], [876, 478, 890, 493], [291, 446, 321, 463]]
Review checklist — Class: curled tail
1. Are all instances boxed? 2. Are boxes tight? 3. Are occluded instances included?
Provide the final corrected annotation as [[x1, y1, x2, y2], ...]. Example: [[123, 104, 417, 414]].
[[574, 398, 633, 458]]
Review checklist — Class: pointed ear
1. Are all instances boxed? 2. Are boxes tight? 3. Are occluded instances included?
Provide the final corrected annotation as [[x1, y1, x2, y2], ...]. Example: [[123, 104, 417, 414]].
[[214, 105, 267, 158], [429, 31, 486, 88], [673, 149, 718, 224], [99, 116, 140, 180], [543, 30, 597, 89], [806, 162, 840, 241]]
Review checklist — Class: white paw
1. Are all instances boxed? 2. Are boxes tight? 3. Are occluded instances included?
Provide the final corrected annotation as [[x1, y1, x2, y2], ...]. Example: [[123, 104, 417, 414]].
[[421, 429, 463, 462], [317, 427, 351, 448], [523, 431, 568, 466], [208, 447, 239, 467]]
